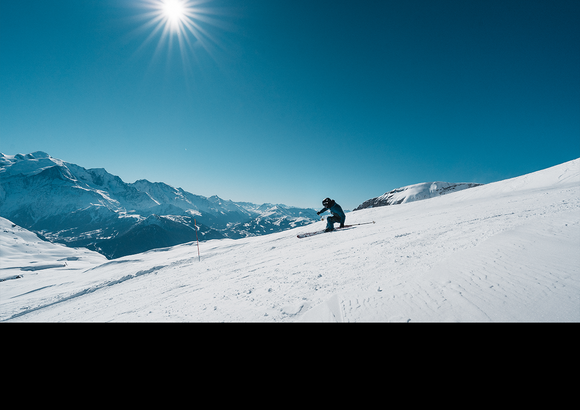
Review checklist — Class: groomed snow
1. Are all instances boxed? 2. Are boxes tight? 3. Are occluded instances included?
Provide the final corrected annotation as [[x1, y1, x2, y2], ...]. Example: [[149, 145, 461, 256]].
[[1, 159, 579, 322]]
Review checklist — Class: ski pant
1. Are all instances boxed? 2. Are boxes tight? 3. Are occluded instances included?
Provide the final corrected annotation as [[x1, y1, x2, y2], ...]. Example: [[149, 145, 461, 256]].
[[326, 215, 344, 231]]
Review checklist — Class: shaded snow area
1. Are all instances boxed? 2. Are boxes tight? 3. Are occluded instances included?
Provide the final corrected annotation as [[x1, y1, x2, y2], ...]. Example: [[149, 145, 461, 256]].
[[1, 159, 579, 322]]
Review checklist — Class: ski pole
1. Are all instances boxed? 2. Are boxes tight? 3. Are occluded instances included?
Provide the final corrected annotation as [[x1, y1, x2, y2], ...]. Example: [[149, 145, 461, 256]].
[[344, 221, 375, 227]]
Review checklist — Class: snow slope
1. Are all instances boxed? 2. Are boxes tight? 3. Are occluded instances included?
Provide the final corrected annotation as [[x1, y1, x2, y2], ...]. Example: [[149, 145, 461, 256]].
[[1, 159, 578, 322], [0, 217, 107, 282]]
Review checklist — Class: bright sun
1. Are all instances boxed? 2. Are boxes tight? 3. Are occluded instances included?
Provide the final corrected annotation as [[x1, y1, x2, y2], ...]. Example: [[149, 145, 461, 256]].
[[162, 0, 186, 27], [135, 0, 225, 67]]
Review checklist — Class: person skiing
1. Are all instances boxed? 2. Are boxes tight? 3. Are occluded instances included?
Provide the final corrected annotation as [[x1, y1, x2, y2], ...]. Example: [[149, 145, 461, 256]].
[[317, 198, 346, 232]]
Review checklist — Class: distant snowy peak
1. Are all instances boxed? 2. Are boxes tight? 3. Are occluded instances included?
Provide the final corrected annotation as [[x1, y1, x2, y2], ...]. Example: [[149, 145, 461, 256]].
[[0, 151, 51, 164], [354, 181, 483, 211], [0, 151, 64, 177]]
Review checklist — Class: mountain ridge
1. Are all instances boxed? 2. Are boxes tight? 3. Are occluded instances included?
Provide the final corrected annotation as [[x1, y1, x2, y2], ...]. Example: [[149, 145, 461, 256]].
[[0, 152, 318, 258]]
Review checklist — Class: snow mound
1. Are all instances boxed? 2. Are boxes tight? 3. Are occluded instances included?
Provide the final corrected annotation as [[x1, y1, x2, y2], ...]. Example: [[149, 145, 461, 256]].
[[354, 181, 482, 210], [0, 217, 107, 282]]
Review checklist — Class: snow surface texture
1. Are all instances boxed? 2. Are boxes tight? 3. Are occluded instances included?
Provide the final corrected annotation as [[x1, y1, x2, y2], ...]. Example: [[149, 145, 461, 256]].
[[1, 159, 579, 322]]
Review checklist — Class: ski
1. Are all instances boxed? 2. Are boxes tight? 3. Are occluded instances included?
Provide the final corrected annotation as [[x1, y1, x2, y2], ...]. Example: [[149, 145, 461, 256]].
[[297, 221, 375, 239]]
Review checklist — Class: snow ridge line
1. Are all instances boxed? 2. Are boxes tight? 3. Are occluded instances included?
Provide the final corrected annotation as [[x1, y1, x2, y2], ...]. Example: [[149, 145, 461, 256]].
[[2, 265, 167, 321]]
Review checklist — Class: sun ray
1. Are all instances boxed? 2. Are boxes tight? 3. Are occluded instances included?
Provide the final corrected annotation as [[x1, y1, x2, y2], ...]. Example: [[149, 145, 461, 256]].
[[132, 0, 227, 72]]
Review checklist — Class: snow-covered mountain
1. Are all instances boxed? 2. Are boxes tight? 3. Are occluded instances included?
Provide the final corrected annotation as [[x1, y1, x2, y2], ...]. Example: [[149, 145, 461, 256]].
[[0, 151, 318, 258], [1, 158, 578, 322], [354, 181, 483, 211]]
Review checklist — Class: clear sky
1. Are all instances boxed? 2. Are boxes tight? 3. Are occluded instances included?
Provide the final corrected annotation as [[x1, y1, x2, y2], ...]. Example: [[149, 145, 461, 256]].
[[1, 0, 579, 210]]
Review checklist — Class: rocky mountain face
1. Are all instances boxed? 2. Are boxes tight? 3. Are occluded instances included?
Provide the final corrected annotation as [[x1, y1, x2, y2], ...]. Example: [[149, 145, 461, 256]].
[[0, 152, 318, 259], [353, 181, 483, 211]]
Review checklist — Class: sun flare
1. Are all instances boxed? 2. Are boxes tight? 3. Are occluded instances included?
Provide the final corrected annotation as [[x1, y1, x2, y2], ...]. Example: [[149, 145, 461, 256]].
[[135, 0, 226, 69], [140, 0, 208, 39], [162, 0, 186, 27]]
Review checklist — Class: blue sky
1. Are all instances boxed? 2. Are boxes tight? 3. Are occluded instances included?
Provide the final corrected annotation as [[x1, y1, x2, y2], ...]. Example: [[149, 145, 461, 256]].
[[1, 0, 579, 210]]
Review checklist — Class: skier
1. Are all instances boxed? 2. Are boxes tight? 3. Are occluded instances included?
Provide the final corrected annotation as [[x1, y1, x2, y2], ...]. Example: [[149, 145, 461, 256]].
[[317, 198, 346, 232]]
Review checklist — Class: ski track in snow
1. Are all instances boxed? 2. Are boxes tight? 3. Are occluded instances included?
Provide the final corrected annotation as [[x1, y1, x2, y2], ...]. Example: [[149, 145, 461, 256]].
[[1, 159, 579, 322]]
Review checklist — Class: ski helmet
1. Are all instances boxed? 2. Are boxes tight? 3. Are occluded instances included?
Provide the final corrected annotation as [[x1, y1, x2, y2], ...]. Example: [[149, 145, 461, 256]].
[[322, 198, 334, 208]]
